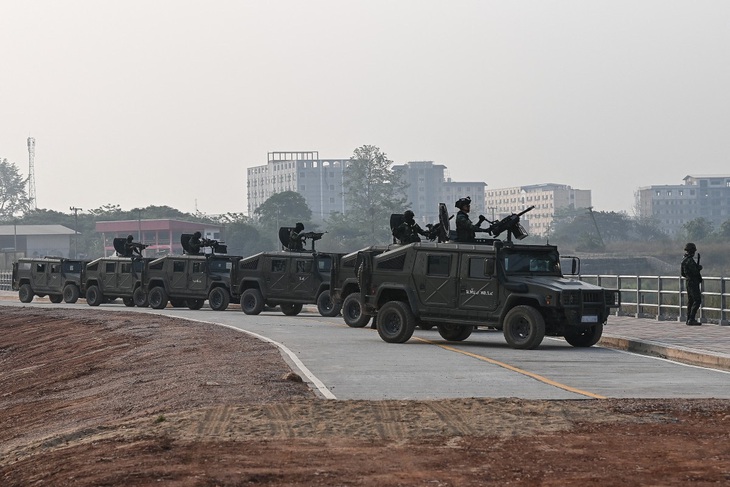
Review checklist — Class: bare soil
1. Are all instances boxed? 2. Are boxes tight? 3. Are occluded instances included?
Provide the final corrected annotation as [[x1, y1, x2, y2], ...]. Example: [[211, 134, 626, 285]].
[[1, 306, 730, 486]]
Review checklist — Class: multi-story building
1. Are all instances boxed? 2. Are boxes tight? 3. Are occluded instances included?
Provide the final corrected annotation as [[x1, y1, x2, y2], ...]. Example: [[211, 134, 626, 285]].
[[485, 183, 592, 236], [247, 152, 347, 222], [637, 174, 730, 236], [392, 161, 487, 224]]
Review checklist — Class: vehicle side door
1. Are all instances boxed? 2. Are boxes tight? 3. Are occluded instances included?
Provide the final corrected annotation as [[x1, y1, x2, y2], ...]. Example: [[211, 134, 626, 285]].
[[266, 256, 288, 295], [102, 261, 117, 291], [289, 256, 316, 297], [48, 263, 62, 291], [414, 250, 458, 315], [189, 259, 207, 293], [170, 259, 189, 293], [33, 262, 48, 289], [117, 261, 136, 292], [458, 253, 499, 313]]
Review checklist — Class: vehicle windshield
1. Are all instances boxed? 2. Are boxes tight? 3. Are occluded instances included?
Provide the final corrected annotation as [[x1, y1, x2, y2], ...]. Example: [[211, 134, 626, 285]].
[[209, 258, 233, 274], [502, 250, 561, 276]]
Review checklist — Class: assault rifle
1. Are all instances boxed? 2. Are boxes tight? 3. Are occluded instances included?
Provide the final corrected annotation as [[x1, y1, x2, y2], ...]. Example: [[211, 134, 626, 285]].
[[484, 205, 535, 242]]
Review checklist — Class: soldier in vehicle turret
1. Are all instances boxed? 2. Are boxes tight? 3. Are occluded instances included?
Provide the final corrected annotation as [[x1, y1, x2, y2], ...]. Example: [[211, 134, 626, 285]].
[[393, 210, 429, 244], [188, 231, 203, 255], [454, 197, 487, 242], [288, 223, 306, 251], [124, 235, 145, 259]]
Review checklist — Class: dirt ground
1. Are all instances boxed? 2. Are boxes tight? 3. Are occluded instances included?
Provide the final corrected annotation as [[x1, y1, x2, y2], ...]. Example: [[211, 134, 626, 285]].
[[1, 306, 730, 486]]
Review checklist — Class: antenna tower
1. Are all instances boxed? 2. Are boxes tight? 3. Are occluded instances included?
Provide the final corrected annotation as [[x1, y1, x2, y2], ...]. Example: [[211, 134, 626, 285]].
[[27, 137, 37, 210]]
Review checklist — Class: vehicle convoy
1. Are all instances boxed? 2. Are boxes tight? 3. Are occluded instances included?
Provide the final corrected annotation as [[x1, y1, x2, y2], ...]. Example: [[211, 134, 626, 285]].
[[12, 256, 87, 303], [141, 235, 239, 311], [358, 205, 621, 349], [236, 227, 341, 317]]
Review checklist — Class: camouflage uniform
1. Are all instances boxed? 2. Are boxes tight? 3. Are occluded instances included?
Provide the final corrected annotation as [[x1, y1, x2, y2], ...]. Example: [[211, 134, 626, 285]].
[[681, 242, 703, 325]]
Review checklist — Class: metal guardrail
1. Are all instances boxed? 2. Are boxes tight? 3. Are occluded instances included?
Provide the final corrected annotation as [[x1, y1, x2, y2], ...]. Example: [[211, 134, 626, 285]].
[[0, 271, 12, 291], [580, 274, 729, 325]]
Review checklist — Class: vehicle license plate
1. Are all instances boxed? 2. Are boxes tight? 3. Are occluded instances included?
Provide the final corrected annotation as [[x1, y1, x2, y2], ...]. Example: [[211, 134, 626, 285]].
[[581, 315, 598, 323]]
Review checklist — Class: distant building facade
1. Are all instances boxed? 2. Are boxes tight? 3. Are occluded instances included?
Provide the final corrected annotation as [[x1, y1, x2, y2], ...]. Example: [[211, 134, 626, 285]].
[[0, 224, 75, 269], [485, 183, 592, 236], [247, 152, 347, 222], [95, 219, 222, 257], [637, 174, 730, 237], [392, 161, 487, 224]]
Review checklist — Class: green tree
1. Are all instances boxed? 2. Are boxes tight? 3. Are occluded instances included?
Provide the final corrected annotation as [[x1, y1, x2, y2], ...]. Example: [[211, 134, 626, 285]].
[[211, 212, 274, 254], [717, 220, 730, 239], [683, 217, 713, 241], [0, 158, 30, 219], [342, 145, 407, 243], [253, 191, 313, 231]]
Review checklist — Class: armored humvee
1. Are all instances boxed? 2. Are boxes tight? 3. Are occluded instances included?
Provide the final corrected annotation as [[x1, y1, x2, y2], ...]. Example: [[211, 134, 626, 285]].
[[12, 257, 86, 303], [81, 237, 151, 307], [359, 205, 620, 349], [236, 227, 341, 316], [141, 235, 238, 311]]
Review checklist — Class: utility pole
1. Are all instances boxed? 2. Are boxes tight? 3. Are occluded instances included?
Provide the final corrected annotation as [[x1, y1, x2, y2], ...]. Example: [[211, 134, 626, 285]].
[[70, 207, 82, 258], [27, 137, 37, 210]]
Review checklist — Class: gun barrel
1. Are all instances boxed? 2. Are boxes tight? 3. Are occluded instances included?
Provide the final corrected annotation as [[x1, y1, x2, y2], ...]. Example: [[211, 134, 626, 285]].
[[516, 205, 535, 217]]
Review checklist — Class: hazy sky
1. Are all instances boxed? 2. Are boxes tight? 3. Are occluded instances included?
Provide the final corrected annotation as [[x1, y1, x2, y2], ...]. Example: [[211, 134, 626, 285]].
[[2, 1, 729, 217]]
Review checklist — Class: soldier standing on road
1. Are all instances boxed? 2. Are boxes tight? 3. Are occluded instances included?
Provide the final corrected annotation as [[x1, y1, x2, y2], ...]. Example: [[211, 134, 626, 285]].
[[394, 210, 429, 243], [288, 223, 305, 251], [454, 197, 486, 242], [681, 242, 703, 326]]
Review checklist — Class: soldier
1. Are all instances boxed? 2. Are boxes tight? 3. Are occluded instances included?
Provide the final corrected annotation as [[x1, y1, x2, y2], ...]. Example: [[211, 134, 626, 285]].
[[124, 235, 144, 258], [681, 242, 703, 326], [288, 222, 305, 251], [188, 231, 203, 254], [454, 197, 486, 242], [394, 210, 429, 244]]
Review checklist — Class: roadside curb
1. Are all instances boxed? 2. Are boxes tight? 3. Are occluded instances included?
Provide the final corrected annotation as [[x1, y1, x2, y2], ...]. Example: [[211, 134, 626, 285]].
[[599, 335, 730, 372]]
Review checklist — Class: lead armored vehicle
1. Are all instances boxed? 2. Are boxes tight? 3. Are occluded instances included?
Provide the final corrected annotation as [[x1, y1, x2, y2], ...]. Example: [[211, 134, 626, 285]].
[[141, 235, 238, 311], [12, 256, 86, 303], [359, 204, 620, 349], [236, 227, 341, 316], [82, 238, 151, 307]]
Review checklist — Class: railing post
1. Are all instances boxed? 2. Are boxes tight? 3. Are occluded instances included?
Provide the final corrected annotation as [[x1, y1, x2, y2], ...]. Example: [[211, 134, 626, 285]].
[[656, 276, 662, 321], [635, 275, 640, 318], [721, 277, 728, 326]]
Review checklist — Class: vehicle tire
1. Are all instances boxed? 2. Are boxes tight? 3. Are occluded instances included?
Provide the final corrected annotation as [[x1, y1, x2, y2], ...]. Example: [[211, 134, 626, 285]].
[[208, 287, 230, 311], [133, 287, 149, 307], [241, 289, 264, 315], [18, 284, 34, 303], [170, 298, 187, 308], [564, 323, 604, 347], [48, 294, 63, 303], [85, 285, 103, 307], [377, 301, 417, 343], [437, 324, 472, 341], [148, 286, 168, 310], [63, 284, 80, 303], [342, 293, 370, 328], [503, 305, 546, 349], [122, 297, 135, 307], [317, 290, 341, 317], [281, 303, 303, 316], [187, 298, 205, 310]]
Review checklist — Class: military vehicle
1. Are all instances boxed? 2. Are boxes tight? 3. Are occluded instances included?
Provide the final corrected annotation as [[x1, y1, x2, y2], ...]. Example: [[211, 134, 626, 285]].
[[12, 256, 86, 303], [331, 246, 391, 327], [236, 227, 341, 317], [141, 235, 238, 311], [359, 204, 621, 349], [82, 238, 151, 307]]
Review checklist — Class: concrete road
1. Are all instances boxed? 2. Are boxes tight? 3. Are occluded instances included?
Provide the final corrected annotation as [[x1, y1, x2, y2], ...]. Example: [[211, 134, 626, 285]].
[[6, 302, 728, 401]]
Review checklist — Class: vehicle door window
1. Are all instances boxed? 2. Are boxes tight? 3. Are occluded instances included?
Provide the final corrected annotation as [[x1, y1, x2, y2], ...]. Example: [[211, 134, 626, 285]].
[[105, 262, 116, 273], [296, 260, 313, 273], [271, 259, 286, 273], [173, 261, 186, 273], [469, 257, 494, 278], [35, 263, 45, 273], [51, 264, 61, 273], [120, 263, 132, 273], [426, 255, 450, 276], [193, 262, 203, 273]]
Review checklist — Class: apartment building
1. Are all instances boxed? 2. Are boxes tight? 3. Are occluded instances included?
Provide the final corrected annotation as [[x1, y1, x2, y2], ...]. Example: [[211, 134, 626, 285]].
[[485, 183, 592, 236], [637, 174, 730, 236]]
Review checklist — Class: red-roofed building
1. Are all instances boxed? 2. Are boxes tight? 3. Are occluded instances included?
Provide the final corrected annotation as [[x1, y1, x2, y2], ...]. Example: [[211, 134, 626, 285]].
[[95, 219, 223, 257]]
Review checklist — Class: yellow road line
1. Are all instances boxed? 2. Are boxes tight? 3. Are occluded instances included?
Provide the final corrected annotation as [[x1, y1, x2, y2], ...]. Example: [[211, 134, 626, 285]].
[[412, 336, 607, 399]]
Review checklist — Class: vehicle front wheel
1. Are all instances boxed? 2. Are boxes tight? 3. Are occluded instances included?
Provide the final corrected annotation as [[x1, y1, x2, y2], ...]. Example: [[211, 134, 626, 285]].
[[241, 289, 264, 315], [281, 303, 303, 316], [437, 324, 472, 341], [63, 284, 80, 303], [564, 323, 604, 347], [208, 287, 230, 311], [133, 287, 149, 307], [503, 305, 545, 349], [377, 301, 416, 343], [342, 293, 370, 328], [18, 284, 34, 303], [317, 290, 341, 317], [148, 286, 168, 310], [85, 285, 103, 307]]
